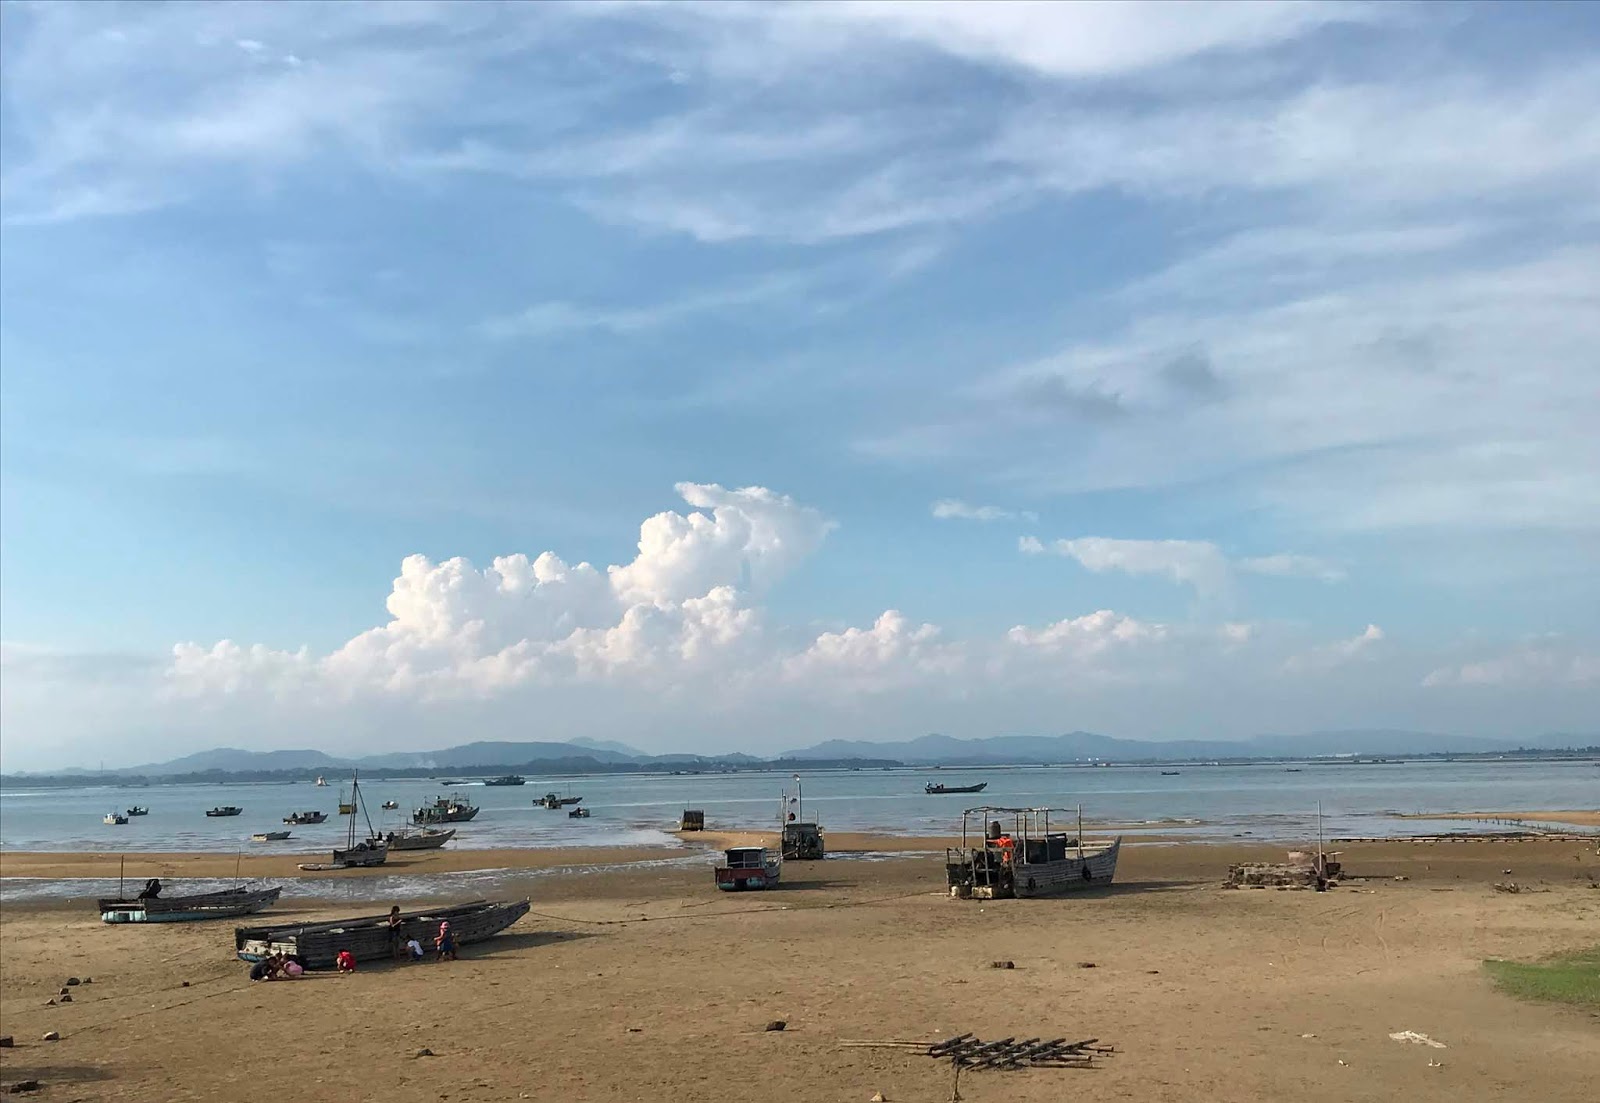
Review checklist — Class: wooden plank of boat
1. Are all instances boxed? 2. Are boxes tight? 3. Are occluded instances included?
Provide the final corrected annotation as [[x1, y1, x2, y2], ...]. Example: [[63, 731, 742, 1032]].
[[100, 886, 282, 924], [236, 899, 530, 969]]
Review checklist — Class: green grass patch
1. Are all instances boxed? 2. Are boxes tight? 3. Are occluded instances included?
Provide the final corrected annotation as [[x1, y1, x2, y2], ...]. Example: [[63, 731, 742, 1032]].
[[1484, 945, 1600, 1011]]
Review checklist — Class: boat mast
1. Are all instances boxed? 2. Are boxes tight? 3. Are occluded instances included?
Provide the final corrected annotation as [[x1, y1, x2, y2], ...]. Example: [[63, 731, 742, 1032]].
[[1077, 804, 1083, 859]]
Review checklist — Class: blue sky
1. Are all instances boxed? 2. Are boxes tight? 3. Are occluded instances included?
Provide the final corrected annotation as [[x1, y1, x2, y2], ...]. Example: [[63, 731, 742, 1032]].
[[2, 1, 1596, 769]]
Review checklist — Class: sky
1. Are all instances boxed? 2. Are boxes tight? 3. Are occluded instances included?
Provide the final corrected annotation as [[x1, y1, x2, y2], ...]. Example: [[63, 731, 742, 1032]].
[[1, 1, 1597, 771]]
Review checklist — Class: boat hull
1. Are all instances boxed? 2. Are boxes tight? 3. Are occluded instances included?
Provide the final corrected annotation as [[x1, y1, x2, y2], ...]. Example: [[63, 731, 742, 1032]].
[[331, 843, 389, 867], [947, 838, 1120, 899], [236, 899, 530, 969], [99, 887, 282, 924], [714, 864, 782, 891], [387, 828, 455, 851]]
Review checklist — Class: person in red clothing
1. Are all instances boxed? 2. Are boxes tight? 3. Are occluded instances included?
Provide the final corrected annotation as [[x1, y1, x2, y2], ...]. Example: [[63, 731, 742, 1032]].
[[335, 949, 356, 973]]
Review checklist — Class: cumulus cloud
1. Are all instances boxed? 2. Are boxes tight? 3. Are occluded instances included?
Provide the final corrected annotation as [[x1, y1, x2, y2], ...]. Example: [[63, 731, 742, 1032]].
[[932, 499, 1037, 523]]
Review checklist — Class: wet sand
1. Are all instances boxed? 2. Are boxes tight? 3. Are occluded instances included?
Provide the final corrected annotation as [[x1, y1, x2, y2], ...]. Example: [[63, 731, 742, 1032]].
[[1, 837, 1596, 1102], [1399, 809, 1600, 828]]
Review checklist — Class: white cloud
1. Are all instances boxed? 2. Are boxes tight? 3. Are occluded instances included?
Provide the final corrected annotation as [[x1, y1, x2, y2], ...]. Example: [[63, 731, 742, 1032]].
[[1422, 639, 1600, 689], [1024, 536, 1232, 597], [932, 499, 1037, 523], [1284, 623, 1384, 673]]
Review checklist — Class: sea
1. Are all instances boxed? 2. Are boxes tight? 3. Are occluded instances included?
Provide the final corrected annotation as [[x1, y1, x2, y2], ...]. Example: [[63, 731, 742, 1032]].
[[3, 759, 1594, 903]]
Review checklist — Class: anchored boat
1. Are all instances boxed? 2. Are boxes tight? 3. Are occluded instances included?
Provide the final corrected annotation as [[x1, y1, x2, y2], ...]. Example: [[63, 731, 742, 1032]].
[[104, 811, 129, 825], [484, 775, 526, 786], [535, 791, 582, 809], [284, 810, 328, 825], [414, 795, 480, 824], [236, 899, 530, 969], [101, 882, 282, 924], [926, 782, 987, 795], [126, 806, 149, 816], [206, 806, 244, 817], [945, 806, 1120, 899]]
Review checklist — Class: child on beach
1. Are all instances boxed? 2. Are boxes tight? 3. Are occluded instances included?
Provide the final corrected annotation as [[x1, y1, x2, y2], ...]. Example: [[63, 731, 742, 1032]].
[[405, 938, 425, 962], [435, 921, 457, 962], [335, 950, 356, 973]]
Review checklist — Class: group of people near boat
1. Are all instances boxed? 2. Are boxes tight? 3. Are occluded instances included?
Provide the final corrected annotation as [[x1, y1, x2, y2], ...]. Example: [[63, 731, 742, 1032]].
[[245, 905, 460, 979], [248, 953, 305, 982]]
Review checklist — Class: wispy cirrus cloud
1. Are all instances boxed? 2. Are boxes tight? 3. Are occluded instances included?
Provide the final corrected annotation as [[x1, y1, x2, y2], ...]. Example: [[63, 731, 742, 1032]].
[[931, 499, 1037, 524], [1022, 535, 1344, 597]]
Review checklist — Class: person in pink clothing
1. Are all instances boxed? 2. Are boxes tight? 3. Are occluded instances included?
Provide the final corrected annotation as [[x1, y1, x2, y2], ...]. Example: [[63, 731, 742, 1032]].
[[434, 921, 457, 962]]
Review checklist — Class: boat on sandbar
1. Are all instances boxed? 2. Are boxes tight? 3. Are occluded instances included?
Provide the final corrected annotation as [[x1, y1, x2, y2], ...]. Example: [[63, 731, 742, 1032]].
[[100, 882, 282, 924], [414, 795, 480, 824], [235, 899, 530, 969], [945, 806, 1120, 900], [714, 846, 781, 891], [383, 827, 456, 851]]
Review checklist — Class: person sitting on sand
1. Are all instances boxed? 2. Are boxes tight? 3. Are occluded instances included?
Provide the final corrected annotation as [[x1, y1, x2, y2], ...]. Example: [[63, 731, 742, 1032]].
[[248, 954, 283, 982], [435, 921, 457, 962], [282, 958, 304, 978], [335, 950, 356, 974]]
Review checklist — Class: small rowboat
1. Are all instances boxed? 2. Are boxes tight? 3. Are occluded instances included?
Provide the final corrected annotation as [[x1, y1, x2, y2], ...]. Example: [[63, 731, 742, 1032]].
[[126, 806, 149, 816], [252, 830, 293, 842], [104, 812, 129, 825], [206, 806, 244, 817]]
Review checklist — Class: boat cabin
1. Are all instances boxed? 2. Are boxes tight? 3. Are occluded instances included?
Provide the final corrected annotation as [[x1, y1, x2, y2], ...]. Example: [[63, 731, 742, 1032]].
[[680, 809, 705, 831], [714, 846, 780, 891]]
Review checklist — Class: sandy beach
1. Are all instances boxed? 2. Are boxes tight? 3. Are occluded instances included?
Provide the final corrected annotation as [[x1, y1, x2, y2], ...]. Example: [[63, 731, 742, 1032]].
[[2, 835, 1596, 1102]]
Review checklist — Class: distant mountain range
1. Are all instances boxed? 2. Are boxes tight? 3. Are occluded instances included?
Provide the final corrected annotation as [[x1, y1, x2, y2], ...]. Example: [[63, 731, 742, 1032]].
[[784, 729, 1597, 763], [16, 729, 1594, 781]]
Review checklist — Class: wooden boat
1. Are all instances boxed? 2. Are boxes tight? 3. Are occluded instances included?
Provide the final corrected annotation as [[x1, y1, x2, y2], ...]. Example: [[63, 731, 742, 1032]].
[[680, 809, 705, 831], [252, 830, 292, 842], [101, 885, 282, 924], [568, 806, 590, 818], [206, 806, 244, 817], [126, 806, 149, 816], [235, 899, 530, 969], [413, 795, 480, 824], [381, 800, 399, 810], [283, 810, 328, 825], [925, 782, 987, 795], [382, 827, 456, 851], [715, 846, 781, 891], [323, 772, 389, 868], [535, 792, 582, 809], [104, 811, 129, 825], [484, 774, 526, 786], [945, 806, 1120, 900], [780, 778, 823, 859]]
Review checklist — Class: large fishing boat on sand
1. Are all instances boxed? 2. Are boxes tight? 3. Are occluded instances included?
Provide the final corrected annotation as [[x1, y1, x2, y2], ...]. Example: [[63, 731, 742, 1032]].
[[236, 899, 529, 969], [945, 806, 1120, 899]]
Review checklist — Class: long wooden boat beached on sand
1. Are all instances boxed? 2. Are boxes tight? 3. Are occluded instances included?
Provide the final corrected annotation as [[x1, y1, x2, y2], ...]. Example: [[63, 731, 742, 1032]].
[[382, 827, 456, 851], [945, 806, 1120, 900], [100, 885, 282, 924], [235, 899, 530, 969]]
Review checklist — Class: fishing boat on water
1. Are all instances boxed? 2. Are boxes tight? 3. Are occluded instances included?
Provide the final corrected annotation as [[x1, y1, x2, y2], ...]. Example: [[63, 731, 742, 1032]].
[[945, 806, 1120, 900], [315, 776, 328, 787], [206, 806, 244, 817], [101, 879, 282, 924], [925, 782, 987, 795], [714, 846, 781, 891], [382, 827, 456, 851], [126, 806, 149, 816], [484, 774, 526, 786], [381, 800, 399, 810], [252, 831, 293, 842], [104, 811, 129, 825], [297, 773, 388, 870], [413, 795, 480, 824], [568, 806, 590, 818], [283, 810, 328, 825], [236, 899, 529, 969], [535, 791, 582, 809]]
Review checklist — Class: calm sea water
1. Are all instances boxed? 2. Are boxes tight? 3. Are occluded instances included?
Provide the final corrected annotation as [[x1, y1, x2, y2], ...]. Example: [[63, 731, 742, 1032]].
[[2, 759, 1596, 856]]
